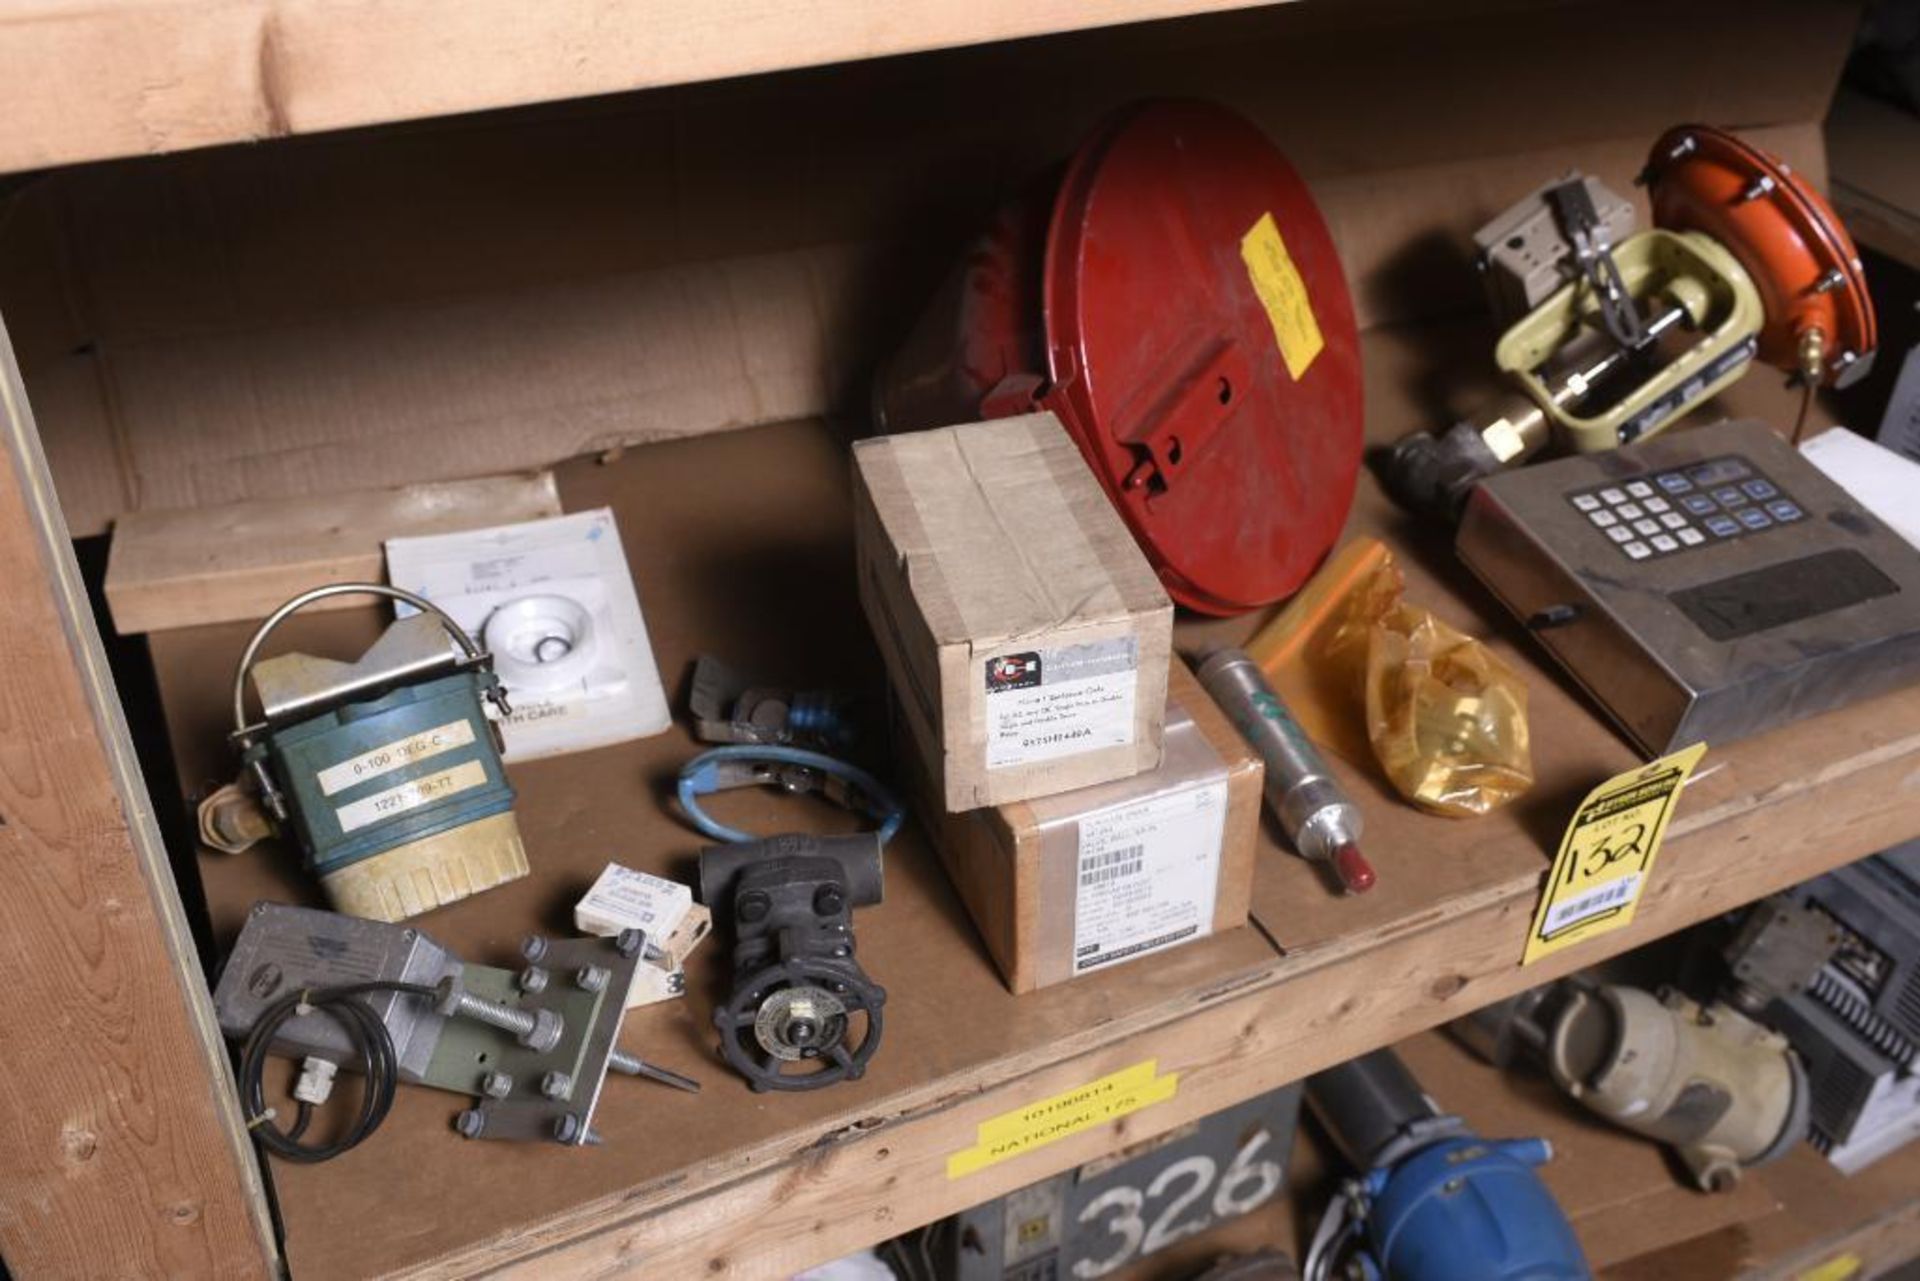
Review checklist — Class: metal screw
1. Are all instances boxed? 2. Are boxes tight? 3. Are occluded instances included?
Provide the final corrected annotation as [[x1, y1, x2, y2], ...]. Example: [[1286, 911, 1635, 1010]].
[[738, 891, 771, 925], [1812, 267, 1846, 295], [521, 935, 550, 963], [552, 1114, 582, 1144], [455, 1109, 487, 1139], [615, 928, 648, 959], [1740, 174, 1777, 203], [575, 965, 610, 994], [434, 977, 565, 1052], [606, 1051, 702, 1094], [1667, 135, 1697, 163], [479, 1072, 514, 1099], [540, 1071, 574, 1100], [517, 966, 549, 994]]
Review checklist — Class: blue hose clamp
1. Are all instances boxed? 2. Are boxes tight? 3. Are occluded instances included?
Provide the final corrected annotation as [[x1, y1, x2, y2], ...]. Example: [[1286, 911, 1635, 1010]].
[[676, 745, 905, 846]]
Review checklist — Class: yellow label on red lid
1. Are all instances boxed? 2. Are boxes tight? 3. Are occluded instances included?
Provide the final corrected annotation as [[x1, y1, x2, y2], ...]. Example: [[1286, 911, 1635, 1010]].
[[1240, 212, 1325, 381], [1523, 743, 1707, 964]]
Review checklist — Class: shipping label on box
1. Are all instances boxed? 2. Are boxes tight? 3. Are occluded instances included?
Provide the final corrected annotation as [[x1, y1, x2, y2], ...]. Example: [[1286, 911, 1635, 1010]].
[[925, 656, 1262, 992], [854, 413, 1173, 812], [1071, 780, 1228, 974], [984, 638, 1138, 769]]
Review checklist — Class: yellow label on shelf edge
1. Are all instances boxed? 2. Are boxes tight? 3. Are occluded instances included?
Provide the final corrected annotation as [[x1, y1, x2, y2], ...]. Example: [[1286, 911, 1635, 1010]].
[[1239, 212, 1324, 381], [1522, 742, 1708, 965], [947, 1059, 1179, 1178], [1796, 1253, 1862, 1281]]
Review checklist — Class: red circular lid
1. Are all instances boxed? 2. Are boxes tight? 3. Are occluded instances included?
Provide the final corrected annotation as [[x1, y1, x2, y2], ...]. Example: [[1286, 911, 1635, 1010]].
[[1647, 124, 1877, 383], [1040, 100, 1363, 616]]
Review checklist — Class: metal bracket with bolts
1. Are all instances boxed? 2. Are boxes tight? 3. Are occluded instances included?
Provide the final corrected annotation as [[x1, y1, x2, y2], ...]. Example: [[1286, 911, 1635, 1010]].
[[214, 903, 700, 1151]]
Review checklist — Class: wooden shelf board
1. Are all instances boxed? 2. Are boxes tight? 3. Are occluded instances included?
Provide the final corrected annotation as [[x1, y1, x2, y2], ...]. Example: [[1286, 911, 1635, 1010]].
[[0, 0, 1293, 175], [145, 332, 1920, 1276]]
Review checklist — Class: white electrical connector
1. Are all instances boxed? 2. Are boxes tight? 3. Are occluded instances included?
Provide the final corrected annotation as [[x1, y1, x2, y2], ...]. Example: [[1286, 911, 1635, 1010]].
[[293, 1056, 339, 1106]]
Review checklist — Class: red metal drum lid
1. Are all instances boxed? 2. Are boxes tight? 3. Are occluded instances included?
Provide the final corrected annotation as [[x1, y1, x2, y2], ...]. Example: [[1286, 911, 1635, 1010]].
[[1646, 124, 1877, 384], [1041, 99, 1363, 616]]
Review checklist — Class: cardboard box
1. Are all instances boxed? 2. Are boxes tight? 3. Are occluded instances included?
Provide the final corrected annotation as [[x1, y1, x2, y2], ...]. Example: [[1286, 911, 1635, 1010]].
[[928, 656, 1261, 993], [854, 412, 1173, 812]]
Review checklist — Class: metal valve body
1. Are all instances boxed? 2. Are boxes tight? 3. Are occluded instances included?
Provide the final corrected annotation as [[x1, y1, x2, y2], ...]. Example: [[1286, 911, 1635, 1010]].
[[701, 833, 886, 1091]]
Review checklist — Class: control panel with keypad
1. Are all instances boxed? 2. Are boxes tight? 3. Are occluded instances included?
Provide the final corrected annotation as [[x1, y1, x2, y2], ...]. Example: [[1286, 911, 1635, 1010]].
[[1457, 420, 1920, 755], [1567, 456, 1804, 562]]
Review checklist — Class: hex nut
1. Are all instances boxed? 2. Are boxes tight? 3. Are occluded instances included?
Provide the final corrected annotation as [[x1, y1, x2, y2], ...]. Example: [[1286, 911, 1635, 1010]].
[[520, 1007, 565, 1053]]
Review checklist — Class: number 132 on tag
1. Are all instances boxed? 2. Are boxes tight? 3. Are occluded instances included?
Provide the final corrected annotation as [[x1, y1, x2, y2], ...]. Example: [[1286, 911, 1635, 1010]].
[[1523, 742, 1707, 965]]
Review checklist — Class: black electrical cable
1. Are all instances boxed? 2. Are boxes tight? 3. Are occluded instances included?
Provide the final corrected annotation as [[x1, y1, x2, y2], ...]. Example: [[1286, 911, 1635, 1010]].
[[238, 981, 438, 1163]]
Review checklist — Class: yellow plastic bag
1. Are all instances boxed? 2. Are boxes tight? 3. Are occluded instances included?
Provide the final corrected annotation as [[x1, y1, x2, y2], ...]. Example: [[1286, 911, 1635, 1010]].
[[1248, 538, 1532, 817], [1365, 600, 1533, 817]]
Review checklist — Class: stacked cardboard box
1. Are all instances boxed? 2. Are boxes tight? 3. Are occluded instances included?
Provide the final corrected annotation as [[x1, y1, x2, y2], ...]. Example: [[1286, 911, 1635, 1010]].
[[854, 412, 1262, 992]]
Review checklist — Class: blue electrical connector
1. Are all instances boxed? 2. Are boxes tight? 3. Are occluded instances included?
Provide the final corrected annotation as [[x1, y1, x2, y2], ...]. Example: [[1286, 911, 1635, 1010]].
[[676, 744, 905, 846], [1305, 1049, 1590, 1281]]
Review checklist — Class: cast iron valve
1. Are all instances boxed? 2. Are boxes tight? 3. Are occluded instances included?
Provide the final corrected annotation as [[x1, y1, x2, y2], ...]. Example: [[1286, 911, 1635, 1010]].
[[699, 833, 886, 1092]]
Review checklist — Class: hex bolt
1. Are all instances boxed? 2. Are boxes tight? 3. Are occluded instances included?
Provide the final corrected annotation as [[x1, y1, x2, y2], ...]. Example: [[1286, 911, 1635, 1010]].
[[479, 1072, 514, 1099], [434, 977, 566, 1052], [552, 1114, 582, 1144], [517, 965, 550, 994], [812, 885, 845, 917], [540, 1070, 574, 1100], [455, 1109, 487, 1139], [615, 928, 659, 961], [521, 935, 550, 963], [574, 965, 611, 994]]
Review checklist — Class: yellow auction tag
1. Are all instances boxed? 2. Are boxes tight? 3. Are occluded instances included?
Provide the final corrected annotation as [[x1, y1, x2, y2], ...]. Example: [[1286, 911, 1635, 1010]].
[[1522, 743, 1707, 964], [947, 1059, 1179, 1178]]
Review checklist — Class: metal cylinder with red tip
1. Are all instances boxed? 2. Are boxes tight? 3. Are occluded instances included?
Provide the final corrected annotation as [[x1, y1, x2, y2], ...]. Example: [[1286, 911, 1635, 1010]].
[[1196, 649, 1375, 894]]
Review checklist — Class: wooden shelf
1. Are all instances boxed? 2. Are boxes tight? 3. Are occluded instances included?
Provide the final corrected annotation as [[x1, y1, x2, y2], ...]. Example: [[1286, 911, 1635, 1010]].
[[0, 0, 1291, 176], [147, 339, 1920, 1276]]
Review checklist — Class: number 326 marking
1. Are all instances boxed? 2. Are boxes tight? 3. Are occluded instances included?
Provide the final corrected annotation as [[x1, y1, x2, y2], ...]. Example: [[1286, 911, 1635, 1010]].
[[1072, 1130, 1284, 1279]]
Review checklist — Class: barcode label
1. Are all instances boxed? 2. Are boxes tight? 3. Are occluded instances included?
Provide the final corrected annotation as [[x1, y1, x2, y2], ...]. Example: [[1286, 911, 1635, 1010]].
[[1072, 783, 1227, 976], [1080, 844, 1145, 887], [1542, 873, 1640, 936]]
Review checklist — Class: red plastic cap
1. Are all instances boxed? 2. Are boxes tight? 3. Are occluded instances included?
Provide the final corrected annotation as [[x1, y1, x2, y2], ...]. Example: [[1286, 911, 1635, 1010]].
[[1331, 842, 1376, 894]]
